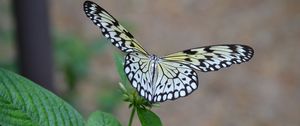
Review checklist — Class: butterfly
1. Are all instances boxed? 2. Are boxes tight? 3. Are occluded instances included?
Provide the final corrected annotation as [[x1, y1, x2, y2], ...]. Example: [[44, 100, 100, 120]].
[[83, 1, 254, 103]]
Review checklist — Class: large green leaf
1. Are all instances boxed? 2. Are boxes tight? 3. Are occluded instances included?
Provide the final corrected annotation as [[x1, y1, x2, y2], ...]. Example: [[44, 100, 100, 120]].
[[137, 107, 162, 126], [0, 68, 85, 126], [86, 111, 121, 126]]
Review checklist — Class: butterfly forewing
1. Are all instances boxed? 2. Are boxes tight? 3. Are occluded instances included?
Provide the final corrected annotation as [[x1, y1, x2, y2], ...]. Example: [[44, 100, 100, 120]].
[[163, 44, 254, 72], [83, 1, 147, 54]]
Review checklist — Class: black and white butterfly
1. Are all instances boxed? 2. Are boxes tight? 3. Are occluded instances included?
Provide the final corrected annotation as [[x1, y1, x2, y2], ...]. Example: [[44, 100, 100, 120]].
[[83, 1, 254, 103]]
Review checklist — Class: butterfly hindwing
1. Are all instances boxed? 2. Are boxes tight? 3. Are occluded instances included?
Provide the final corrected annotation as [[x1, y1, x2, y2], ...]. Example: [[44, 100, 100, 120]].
[[152, 61, 198, 102], [83, 1, 147, 54], [124, 52, 198, 103], [163, 44, 254, 72], [124, 52, 154, 102]]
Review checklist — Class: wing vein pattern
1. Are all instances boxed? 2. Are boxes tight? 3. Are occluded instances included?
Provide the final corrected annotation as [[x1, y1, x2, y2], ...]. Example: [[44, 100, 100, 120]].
[[83, 1, 147, 54], [163, 44, 254, 72]]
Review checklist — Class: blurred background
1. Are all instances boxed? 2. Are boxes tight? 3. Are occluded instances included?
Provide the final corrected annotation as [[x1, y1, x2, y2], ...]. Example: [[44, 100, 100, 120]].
[[1, 0, 300, 125]]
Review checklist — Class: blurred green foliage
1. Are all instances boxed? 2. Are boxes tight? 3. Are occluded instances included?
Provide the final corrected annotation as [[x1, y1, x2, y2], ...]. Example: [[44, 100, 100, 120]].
[[0, 29, 14, 44], [53, 20, 134, 92], [0, 29, 17, 72], [97, 87, 122, 113], [55, 35, 87, 90], [0, 1, 16, 72]]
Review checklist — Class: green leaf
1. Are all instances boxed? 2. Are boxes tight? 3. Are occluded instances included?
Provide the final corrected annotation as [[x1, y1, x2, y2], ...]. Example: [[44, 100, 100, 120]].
[[137, 107, 162, 126], [0, 68, 85, 126], [113, 52, 134, 93], [113, 52, 127, 84], [86, 111, 121, 126]]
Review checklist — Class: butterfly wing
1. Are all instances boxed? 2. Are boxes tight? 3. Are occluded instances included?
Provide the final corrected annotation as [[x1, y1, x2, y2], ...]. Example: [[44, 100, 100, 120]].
[[83, 1, 148, 54], [124, 52, 154, 102], [152, 61, 198, 102], [163, 44, 254, 72], [124, 52, 198, 103]]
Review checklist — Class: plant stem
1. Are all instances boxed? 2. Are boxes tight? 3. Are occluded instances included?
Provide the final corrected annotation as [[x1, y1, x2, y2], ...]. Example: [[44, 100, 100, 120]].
[[128, 106, 136, 126]]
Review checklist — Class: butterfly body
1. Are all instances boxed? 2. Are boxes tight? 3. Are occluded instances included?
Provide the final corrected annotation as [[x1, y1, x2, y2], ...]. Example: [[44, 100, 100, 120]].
[[83, 1, 254, 103]]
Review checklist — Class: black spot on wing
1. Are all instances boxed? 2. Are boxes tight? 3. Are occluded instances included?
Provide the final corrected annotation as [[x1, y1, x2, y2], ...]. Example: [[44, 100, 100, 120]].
[[184, 58, 192, 62], [204, 47, 214, 53], [124, 30, 134, 38], [183, 49, 197, 55], [228, 45, 237, 52]]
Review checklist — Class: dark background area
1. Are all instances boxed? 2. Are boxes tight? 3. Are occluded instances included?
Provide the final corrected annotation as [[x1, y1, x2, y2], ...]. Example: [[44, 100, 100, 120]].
[[0, 0, 299, 125]]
